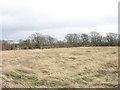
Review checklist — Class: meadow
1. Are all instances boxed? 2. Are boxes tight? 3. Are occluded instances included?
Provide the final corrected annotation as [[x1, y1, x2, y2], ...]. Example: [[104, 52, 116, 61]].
[[2, 47, 118, 88]]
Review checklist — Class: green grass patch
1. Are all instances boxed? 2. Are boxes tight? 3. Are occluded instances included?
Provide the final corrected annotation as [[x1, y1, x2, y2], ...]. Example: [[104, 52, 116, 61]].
[[20, 75, 28, 81], [94, 73, 102, 77], [49, 82, 69, 88], [98, 70, 107, 74], [31, 82, 44, 86], [5, 71, 29, 81], [50, 83, 61, 87], [79, 85, 85, 88]]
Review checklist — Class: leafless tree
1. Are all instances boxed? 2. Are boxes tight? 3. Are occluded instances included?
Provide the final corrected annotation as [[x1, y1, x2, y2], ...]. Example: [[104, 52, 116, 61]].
[[65, 33, 81, 47], [106, 33, 118, 46], [81, 33, 90, 46], [2, 40, 11, 50], [90, 31, 103, 46], [44, 35, 56, 48], [28, 33, 46, 48], [19, 39, 32, 49]]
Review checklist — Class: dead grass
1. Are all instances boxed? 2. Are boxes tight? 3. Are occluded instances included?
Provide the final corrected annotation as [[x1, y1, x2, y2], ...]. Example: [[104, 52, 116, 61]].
[[2, 47, 118, 88]]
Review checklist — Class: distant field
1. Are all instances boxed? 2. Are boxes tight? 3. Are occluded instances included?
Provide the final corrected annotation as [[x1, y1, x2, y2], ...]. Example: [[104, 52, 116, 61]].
[[2, 47, 118, 88]]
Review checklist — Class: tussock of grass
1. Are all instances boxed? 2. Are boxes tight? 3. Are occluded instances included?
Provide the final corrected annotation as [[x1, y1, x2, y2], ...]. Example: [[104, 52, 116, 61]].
[[68, 56, 77, 60], [86, 50, 91, 52], [16, 69, 33, 74], [111, 52, 117, 54]]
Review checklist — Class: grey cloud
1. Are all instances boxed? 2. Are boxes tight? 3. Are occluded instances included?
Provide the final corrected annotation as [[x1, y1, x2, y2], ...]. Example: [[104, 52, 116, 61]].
[[2, 5, 118, 40]]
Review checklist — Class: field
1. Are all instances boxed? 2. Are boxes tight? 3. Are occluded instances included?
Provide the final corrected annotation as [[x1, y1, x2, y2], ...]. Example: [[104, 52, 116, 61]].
[[2, 47, 118, 88]]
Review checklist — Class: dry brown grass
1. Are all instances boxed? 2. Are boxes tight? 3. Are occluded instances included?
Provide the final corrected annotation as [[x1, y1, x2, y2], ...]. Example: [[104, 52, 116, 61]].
[[2, 47, 118, 88]]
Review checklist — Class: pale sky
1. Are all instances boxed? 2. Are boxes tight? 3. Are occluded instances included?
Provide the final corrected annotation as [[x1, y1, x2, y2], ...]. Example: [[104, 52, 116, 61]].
[[0, 0, 119, 40]]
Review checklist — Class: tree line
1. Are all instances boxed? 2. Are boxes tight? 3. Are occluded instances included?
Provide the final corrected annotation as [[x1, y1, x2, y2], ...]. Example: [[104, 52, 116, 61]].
[[1, 31, 120, 50]]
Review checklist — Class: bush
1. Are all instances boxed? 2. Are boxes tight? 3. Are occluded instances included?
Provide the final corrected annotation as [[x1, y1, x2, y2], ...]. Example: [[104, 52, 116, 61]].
[[28, 46, 33, 49], [23, 47, 27, 49]]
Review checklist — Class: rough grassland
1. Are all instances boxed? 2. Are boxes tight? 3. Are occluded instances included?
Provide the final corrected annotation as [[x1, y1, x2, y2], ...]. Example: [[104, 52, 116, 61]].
[[2, 47, 118, 88]]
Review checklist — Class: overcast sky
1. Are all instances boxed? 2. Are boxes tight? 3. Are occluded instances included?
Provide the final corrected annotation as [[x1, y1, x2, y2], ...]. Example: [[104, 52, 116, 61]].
[[0, 0, 119, 40]]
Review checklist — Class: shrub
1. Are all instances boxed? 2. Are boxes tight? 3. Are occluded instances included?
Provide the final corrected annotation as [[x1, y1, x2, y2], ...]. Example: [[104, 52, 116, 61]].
[[28, 46, 33, 49]]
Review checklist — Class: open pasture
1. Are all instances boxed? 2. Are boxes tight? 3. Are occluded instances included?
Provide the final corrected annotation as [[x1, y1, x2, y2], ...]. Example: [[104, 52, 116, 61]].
[[2, 47, 118, 88]]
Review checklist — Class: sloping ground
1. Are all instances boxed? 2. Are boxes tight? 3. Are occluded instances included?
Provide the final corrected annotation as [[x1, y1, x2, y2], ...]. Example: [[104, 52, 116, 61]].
[[2, 47, 118, 88]]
